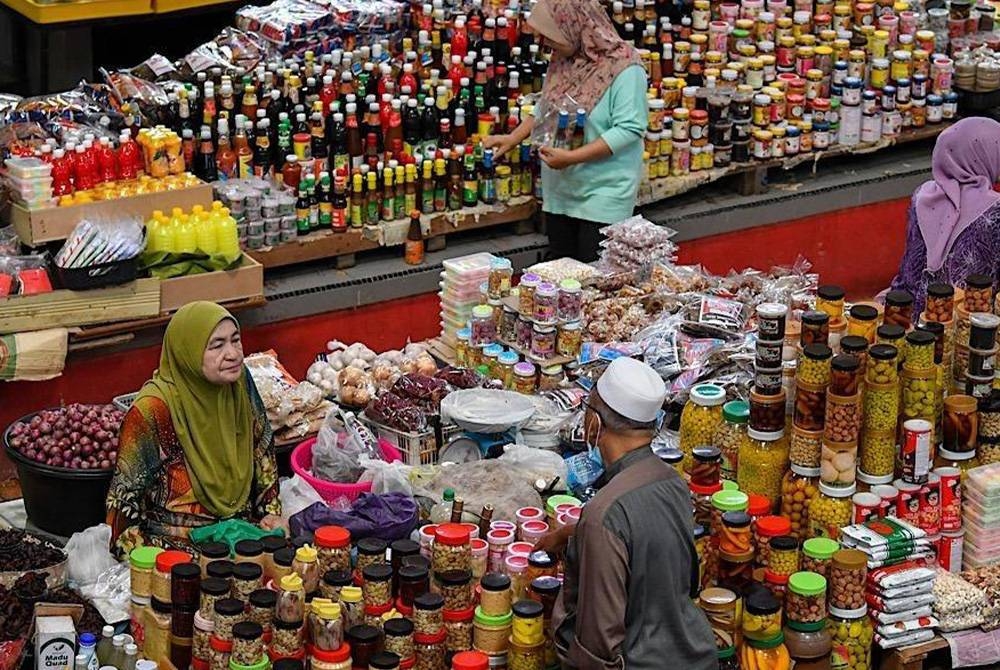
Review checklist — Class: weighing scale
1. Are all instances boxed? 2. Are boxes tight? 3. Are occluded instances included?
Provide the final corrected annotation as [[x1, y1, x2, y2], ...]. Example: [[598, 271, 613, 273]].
[[438, 389, 536, 463]]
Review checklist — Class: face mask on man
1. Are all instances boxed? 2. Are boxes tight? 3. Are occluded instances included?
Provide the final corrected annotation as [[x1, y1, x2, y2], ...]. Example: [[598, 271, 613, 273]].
[[585, 411, 604, 470]]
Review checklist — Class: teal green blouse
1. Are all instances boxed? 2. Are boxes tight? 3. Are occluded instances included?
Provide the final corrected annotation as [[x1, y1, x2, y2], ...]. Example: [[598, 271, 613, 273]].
[[540, 65, 649, 225]]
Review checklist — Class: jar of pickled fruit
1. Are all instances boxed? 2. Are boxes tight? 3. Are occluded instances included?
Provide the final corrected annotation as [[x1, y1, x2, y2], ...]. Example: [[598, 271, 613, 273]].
[[904, 330, 936, 371], [808, 482, 854, 540], [800, 537, 839, 579], [767, 536, 800, 575], [718, 549, 754, 592], [863, 381, 899, 434], [866, 345, 899, 384], [817, 285, 846, 319], [786, 572, 827, 625], [532, 282, 558, 325], [691, 482, 722, 528], [518, 273, 539, 317], [743, 633, 791, 670], [798, 344, 833, 386], [470, 305, 497, 347], [742, 591, 782, 641], [794, 380, 828, 432], [718, 646, 739, 670], [689, 445, 723, 487], [680, 384, 727, 471], [790, 427, 823, 468], [828, 606, 873, 670], [901, 366, 936, 421], [737, 428, 790, 509], [556, 321, 582, 358], [884, 290, 914, 330], [830, 355, 861, 396], [847, 305, 879, 343], [720, 511, 753, 554], [824, 393, 862, 444], [801, 311, 830, 347], [714, 401, 750, 481], [829, 549, 867, 611], [749, 389, 787, 434], [557, 278, 583, 323], [711, 490, 750, 537], [781, 466, 819, 539], [698, 587, 740, 651], [840, 336, 869, 377], [943, 394, 978, 454]]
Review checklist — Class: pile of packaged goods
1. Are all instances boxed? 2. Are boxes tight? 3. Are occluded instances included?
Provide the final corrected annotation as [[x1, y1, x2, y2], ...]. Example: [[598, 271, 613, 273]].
[[1, 0, 984, 253], [960, 462, 1000, 568]]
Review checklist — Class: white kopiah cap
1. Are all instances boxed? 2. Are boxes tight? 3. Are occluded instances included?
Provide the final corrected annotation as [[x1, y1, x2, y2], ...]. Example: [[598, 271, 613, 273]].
[[595, 357, 667, 423]]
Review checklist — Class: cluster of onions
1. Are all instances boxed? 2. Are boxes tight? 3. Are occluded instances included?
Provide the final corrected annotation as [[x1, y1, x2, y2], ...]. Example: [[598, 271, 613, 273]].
[[7, 404, 125, 470]]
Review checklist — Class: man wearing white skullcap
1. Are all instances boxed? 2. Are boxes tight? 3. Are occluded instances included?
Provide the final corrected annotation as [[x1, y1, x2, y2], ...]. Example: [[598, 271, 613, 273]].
[[542, 357, 716, 670]]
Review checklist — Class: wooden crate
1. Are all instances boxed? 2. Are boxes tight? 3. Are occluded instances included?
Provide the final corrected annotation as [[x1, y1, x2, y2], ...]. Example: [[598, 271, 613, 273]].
[[0, 277, 161, 334], [877, 635, 950, 670], [159, 254, 264, 313], [10, 182, 213, 246]]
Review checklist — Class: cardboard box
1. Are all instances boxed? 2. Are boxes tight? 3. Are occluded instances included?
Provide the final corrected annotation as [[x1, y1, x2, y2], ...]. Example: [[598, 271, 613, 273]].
[[11, 182, 214, 247], [0, 277, 161, 334], [159, 254, 264, 313]]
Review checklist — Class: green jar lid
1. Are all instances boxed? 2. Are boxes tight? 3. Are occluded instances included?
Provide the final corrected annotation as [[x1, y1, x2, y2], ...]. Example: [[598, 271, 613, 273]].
[[474, 606, 514, 627], [746, 632, 785, 649], [229, 656, 269, 670], [721, 480, 739, 491], [788, 571, 827, 597], [723, 400, 750, 424], [545, 494, 581, 516], [711, 490, 749, 512], [717, 646, 736, 659], [129, 546, 163, 570], [786, 619, 827, 633], [802, 537, 839, 560]]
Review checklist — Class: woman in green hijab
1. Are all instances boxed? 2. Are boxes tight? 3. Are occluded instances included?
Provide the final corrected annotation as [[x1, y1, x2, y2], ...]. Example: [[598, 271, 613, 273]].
[[106, 301, 281, 554]]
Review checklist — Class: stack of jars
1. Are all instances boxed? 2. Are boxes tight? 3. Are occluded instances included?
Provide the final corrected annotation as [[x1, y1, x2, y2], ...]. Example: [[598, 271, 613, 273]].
[[783, 571, 831, 669], [739, 590, 789, 670], [150, 550, 196, 669], [709, 490, 751, 591], [827, 550, 873, 670], [953, 276, 996, 389], [738, 303, 791, 509], [128, 545, 162, 655], [506, 599, 545, 670], [429, 523, 476, 664], [859, 342, 900, 486], [526, 576, 561, 669], [901, 329, 939, 456], [714, 400, 750, 482], [680, 383, 727, 472]]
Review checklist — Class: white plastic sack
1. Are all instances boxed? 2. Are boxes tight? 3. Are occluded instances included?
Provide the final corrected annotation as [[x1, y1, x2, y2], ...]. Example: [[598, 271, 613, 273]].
[[78, 562, 131, 625], [358, 456, 414, 496], [64, 524, 119, 588], [498, 445, 567, 491], [279, 475, 326, 521]]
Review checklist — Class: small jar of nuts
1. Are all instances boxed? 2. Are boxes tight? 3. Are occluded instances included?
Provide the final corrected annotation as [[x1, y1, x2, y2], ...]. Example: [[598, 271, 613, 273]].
[[443, 606, 475, 654], [801, 311, 831, 347], [212, 598, 245, 641], [925, 282, 955, 323], [432, 524, 472, 574], [199, 578, 230, 620], [415, 629, 448, 670], [192, 611, 215, 661], [270, 618, 306, 657], [786, 572, 827, 624], [866, 345, 899, 384], [231, 621, 264, 666], [829, 549, 868, 611], [798, 344, 833, 386], [790, 426, 823, 469], [232, 562, 263, 601], [383, 617, 415, 662], [208, 635, 232, 670], [412, 592, 445, 636], [800, 537, 839, 579], [824, 393, 862, 444], [767, 536, 800, 575], [362, 563, 393, 608], [964, 274, 994, 313], [436, 568, 474, 610], [714, 401, 750, 481], [314, 525, 352, 575]]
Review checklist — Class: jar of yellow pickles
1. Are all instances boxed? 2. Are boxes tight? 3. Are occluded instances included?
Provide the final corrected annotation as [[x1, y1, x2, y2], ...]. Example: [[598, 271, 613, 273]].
[[847, 305, 879, 343], [680, 384, 727, 471], [828, 606, 873, 670], [737, 428, 790, 510], [808, 482, 853, 540], [781, 465, 819, 539]]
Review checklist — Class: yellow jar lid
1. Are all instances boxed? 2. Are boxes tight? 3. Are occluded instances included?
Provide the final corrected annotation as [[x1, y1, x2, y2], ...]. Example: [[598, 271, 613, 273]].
[[280, 573, 304, 592], [295, 545, 318, 563]]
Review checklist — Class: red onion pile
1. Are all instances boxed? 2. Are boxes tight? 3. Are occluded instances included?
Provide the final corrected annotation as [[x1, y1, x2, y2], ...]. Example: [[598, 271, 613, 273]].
[[6, 404, 125, 471]]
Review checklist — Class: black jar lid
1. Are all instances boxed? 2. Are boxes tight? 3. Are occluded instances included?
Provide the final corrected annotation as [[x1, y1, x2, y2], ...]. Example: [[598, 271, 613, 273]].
[[274, 547, 295, 568], [233, 621, 263, 641], [398, 565, 429, 583], [436, 569, 472, 586], [512, 600, 544, 619], [480, 572, 511, 592], [272, 660, 305, 670], [917, 322, 944, 338], [383, 617, 414, 637], [324, 569, 355, 587], [357, 537, 389, 556], [530, 576, 562, 596], [172, 563, 201, 581], [206, 560, 234, 580], [370, 652, 401, 670], [291, 533, 314, 549], [721, 511, 751, 528], [200, 577, 230, 596], [906, 330, 935, 347], [876, 324, 904, 342], [746, 590, 781, 615], [214, 598, 246, 617], [390, 538, 420, 558], [233, 562, 263, 581], [802, 310, 829, 327], [250, 589, 277, 609], [928, 282, 955, 298], [151, 597, 172, 614], [849, 304, 878, 321], [692, 445, 721, 463], [348, 624, 382, 644], [769, 535, 799, 551], [818, 285, 845, 301], [414, 592, 445, 611], [198, 541, 230, 560], [840, 335, 869, 353], [831, 354, 859, 372], [362, 563, 393, 583], [401, 555, 431, 572], [868, 344, 898, 361], [802, 343, 833, 361], [885, 290, 914, 307], [967, 274, 993, 290], [971, 313, 1000, 349], [234, 539, 263, 557], [273, 618, 304, 631], [262, 536, 288, 553]]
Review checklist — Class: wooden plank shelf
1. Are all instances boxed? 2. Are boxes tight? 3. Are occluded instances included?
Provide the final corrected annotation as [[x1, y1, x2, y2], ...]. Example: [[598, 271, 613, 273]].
[[637, 122, 950, 206], [247, 199, 538, 270], [877, 634, 950, 670]]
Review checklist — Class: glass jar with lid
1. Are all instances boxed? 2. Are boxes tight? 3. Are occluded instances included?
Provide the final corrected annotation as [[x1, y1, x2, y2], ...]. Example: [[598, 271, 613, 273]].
[[482, 343, 503, 379], [472, 607, 513, 656], [691, 481, 722, 528], [784, 620, 832, 669], [557, 279, 583, 323], [816, 285, 846, 319], [718, 549, 754, 592], [556, 321, 582, 358], [780, 465, 819, 540], [786, 572, 827, 624], [680, 383, 727, 471], [866, 344, 898, 386], [714, 401, 749, 481], [742, 590, 782, 641], [433, 523, 472, 574], [488, 257, 513, 300], [829, 549, 868, 611], [455, 328, 471, 367], [711, 490, 750, 538], [517, 272, 540, 317], [688, 445, 722, 487], [800, 537, 839, 579], [369, 651, 402, 670], [847, 305, 879, 344], [798, 344, 833, 386], [749, 389, 786, 434], [719, 511, 753, 555], [513, 362, 536, 394], [809, 482, 854, 540], [497, 350, 519, 389], [801, 311, 830, 347], [129, 547, 161, 600], [790, 426, 823, 468], [737, 428, 789, 509], [884, 290, 914, 330], [830, 354, 861, 396], [767, 536, 800, 576], [470, 305, 497, 347], [532, 282, 558, 325], [698, 587, 739, 651], [794, 380, 828, 432], [530, 324, 556, 360], [828, 605, 873, 670], [292, 545, 320, 595], [904, 330, 936, 371], [925, 282, 955, 323]]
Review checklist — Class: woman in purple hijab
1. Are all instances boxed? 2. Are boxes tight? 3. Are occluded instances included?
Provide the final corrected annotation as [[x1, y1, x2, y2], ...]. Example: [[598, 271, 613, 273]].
[[888, 117, 1000, 313]]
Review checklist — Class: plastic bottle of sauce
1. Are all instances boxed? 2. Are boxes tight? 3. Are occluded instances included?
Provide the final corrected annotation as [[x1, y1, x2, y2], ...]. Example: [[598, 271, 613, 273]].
[[405, 210, 425, 265]]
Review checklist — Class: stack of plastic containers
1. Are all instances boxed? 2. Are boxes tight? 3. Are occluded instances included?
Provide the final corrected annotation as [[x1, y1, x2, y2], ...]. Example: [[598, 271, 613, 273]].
[[3, 157, 54, 209], [439, 253, 495, 347], [962, 462, 1000, 569]]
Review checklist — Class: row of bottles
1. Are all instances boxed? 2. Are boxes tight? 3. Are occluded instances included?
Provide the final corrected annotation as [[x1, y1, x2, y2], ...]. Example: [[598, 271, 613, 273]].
[[80, 627, 140, 670], [145, 201, 241, 257], [40, 132, 144, 196]]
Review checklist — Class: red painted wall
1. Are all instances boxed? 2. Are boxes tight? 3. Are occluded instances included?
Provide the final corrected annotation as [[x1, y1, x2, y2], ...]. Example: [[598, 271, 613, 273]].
[[0, 196, 911, 439]]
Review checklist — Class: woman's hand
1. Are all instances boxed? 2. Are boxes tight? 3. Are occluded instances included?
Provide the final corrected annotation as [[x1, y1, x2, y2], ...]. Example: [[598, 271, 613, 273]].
[[483, 134, 519, 159], [260, 514, 287, 532], [539, 146, 578, 170]]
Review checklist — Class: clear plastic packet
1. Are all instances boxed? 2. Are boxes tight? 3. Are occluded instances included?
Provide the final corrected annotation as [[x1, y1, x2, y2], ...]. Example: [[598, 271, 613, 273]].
[[0, 253, 52, 296], [128, 53, 180, 82], [528, 92, 577, 148], [55, 215, 145, 269], [0, 227, 19, 256]]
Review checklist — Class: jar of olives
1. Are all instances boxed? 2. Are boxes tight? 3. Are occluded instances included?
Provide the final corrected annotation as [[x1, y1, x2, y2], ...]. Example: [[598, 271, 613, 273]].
[[859, 429, 896, 479], [787, 572, 827, 624], [714, 401, 749, 481], [830, 354, 861, 396], [827, 606, 873, 670], [780, 466, 819, 539], [808, 482, 854, 540], [866, 345, 899, 384], [737, 428, 789, 510], [905, 330, 936, 371], [767, 536, 800, 575], [863, 381, 899, 434], [680, 384, 727, 471], [901, 366, 936, 421], [742, 590, 782, 641], [798, 344, 833, 386], [800, 537, 839, 579]]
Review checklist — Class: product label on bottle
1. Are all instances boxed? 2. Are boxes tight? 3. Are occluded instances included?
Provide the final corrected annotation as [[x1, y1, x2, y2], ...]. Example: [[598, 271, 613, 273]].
[[350, 203, 363, 228], [333, 207, 347, 231], [830, 642, 851, 670], [405, 239, 425, 265], [463, 180, 478, 205], [320, 202, 333, 227], [405, 193, 417, 214], [296, 208, 310, 234]]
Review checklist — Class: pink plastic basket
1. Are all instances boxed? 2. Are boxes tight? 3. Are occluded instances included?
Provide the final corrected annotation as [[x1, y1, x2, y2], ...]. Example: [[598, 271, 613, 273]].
[[290, 436, 402, 503]]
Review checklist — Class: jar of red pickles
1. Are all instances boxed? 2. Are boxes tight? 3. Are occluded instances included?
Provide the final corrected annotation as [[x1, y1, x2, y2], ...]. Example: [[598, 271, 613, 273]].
[[884, 290, 915, 330], [532, 282, 558, 325], [557, 279, 583, 323], [689, 445, 722, 487], [719, 511, 752, 554]]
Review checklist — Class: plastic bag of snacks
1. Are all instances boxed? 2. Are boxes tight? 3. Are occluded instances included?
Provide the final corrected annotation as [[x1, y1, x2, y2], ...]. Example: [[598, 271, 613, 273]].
[[933, 569, 988, 632], [598, 215, 678, 273]]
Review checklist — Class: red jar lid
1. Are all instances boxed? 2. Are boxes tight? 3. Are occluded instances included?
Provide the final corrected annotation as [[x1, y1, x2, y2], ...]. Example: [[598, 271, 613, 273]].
[[434, 523, 471, 546], [756, 516, 792, 537], [443, 606, 476, 623], [395, 598, 413, 617], [689, 482, 723, 496], [309, 643, 352, 664], [452, 651, 490, 670], [690, 110, 709, 122], [400, 657, 416, 669], [314, 526, 351, 548], [365, 602, 393, 616], [156, 550, 193, 574], [747, 495, 772, 517], [192, 658, 210, 670], [413, 629, 447, 645], [209, 636, 233, 653], [268, 647, 306, 662]]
